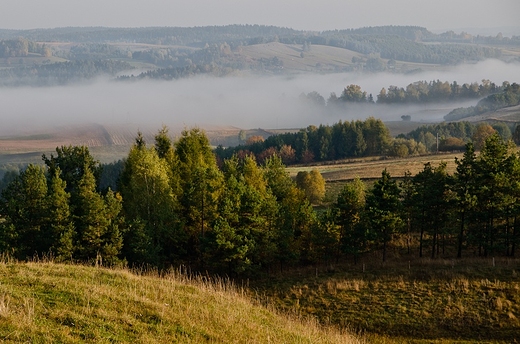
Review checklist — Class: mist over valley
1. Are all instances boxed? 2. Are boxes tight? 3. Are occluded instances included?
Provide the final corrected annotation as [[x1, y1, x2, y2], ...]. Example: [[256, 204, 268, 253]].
[[2, 59, 519, 141]]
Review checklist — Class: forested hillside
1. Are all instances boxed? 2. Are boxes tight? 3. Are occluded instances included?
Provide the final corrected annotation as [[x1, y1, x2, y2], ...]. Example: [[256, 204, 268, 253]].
[[0, 60, 132, 86], [0, 25, 518, 86]]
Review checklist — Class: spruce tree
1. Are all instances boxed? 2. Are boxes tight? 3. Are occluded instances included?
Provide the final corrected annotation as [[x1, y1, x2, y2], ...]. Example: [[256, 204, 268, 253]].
[[46, 169, 75, 261], [366, 169, 402, 262], [335, 177, 367, 263]]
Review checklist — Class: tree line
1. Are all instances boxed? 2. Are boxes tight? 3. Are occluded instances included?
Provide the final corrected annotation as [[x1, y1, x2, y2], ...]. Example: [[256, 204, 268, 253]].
[[0, 60, 133, 87], [323, 134, 520, 264], [0, 129, 319, 275], [216, 118, 518, 165], [300, 79, 505, 108], [0, 38, 51, 58], [215, 117, 409, 164], [208, 120, 514, 165], [400, 122, 513, 152], [1, 128, 519, 275]]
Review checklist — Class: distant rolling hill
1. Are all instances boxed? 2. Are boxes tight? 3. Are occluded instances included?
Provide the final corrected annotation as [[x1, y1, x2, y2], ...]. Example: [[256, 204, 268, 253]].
[[454, 104, 520, 124], [238, 42, 363, 72], [233, 42, 445, 73]]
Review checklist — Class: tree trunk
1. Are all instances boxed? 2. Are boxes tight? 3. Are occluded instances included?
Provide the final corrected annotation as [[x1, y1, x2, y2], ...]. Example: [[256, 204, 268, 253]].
[[457, 211, 465, 258]]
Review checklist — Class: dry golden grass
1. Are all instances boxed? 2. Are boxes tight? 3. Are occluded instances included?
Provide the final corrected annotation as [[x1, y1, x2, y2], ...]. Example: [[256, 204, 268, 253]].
[[0, 261, 364, 343], [287, 153, 462, 182], [257, 257, 520, 343]]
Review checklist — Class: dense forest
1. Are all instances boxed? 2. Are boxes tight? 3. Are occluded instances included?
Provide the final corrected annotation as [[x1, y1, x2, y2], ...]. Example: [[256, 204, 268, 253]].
[[1, 127, 519, 275]]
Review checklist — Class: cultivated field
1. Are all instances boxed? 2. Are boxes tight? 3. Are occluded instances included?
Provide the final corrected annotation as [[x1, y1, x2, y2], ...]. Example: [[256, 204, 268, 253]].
[[287, 153, 461, 182]]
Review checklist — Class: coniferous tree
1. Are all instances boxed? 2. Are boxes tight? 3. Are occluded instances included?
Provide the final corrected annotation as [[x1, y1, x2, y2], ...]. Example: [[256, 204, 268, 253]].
[[263, 155, 313, 269], [46, 169, 75, 261], [120, 136, 181, 266], [400, 171, 415, 255], [209, 157, 252, 274], [334, 177, 367, 263], [453, 143, 477, 258], [43, 145, 101, 196], [0, 165, 47, 258], [366, 169, 402, 262], [74, 166, 121, 264], [473, 134, 514, 255], [174, 128, 223, 264], [412, 162, 452, 258]]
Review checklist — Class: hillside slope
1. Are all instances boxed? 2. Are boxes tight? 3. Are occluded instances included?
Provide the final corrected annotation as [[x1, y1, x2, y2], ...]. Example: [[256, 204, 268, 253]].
[[0, 262, 362, 343], [454, 104, 520, 123]]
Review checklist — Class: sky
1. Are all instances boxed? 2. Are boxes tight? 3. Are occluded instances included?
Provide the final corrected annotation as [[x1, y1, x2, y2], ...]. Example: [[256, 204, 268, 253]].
[[1, 0, 518, 33]]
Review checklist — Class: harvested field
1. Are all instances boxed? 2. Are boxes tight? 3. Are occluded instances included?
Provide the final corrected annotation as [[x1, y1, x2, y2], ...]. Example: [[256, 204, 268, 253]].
[[287, 153, 461, 182]]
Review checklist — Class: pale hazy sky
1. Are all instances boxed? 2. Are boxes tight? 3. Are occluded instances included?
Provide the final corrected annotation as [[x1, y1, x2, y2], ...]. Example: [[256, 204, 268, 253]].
[[1, 0, 518, 32]]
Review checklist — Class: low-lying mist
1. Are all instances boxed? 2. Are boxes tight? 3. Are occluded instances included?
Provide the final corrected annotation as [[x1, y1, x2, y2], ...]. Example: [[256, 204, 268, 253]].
[[2, 59, 519, 137]]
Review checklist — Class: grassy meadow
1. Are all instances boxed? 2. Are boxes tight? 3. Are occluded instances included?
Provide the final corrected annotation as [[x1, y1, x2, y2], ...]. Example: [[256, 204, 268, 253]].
[[0, 260, 363, 343], [253, 257, 520, 344]]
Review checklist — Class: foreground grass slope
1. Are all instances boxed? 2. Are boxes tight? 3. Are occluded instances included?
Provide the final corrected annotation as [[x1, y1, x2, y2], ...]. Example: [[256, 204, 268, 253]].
[[0, 262, 362, 343], [258, 258, 520, 343]]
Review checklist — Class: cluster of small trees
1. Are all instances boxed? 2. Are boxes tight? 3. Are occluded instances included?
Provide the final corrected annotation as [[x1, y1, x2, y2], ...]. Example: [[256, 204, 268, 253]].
[[0, 146, 123, 264], [377, 80, 500, 104], [216, 117, 425, 164], [401, 122, 513, 152], [220, 119, 516, 167], [0, 38, 51, 58], [297, 80, 506, 125], [301, 80, 504, 108], [328, 134, 520, 262], [119, 64, 224, 82]]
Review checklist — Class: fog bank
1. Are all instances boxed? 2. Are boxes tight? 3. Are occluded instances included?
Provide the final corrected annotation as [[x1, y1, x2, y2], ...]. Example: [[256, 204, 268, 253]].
[[1, 59, 520, 136]]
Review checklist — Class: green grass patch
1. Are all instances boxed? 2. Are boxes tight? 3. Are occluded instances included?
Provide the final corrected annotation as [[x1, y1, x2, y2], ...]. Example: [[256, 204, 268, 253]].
[[0, 261, 362, 343]]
